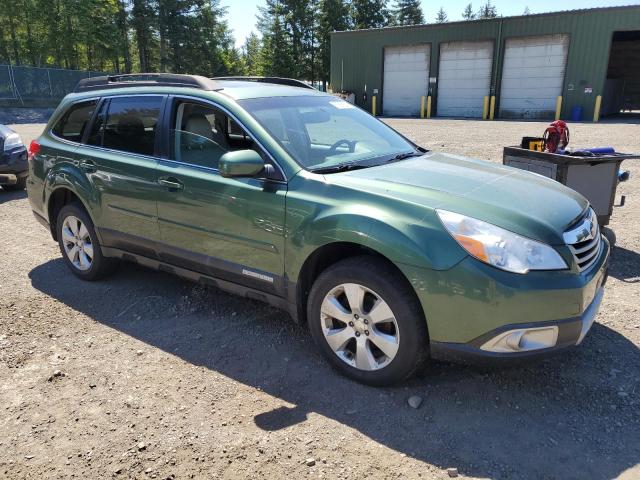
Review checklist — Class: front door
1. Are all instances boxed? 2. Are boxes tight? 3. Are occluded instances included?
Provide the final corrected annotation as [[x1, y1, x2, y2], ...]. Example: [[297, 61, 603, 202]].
[[78, 95, 165, 255], [156, 98, 287, 294]]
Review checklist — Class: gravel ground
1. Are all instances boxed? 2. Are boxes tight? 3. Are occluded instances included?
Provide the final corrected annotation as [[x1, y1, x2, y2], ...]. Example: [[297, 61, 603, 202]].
[[1, 117, 639, 480]]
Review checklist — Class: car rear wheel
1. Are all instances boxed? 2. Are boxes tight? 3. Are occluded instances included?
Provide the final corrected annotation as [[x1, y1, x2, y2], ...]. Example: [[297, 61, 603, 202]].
[[56, 203, 118, 280], [307, 256, 428, 386]]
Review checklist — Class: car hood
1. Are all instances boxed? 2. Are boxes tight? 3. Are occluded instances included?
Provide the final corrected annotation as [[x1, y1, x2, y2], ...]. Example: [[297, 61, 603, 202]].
[[328, 152, 589, 245]]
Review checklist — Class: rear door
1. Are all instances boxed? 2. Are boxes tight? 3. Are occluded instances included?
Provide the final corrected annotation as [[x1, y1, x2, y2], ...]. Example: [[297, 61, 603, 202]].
[[155, 97, 287, 294], [76, 95, 165, 254]]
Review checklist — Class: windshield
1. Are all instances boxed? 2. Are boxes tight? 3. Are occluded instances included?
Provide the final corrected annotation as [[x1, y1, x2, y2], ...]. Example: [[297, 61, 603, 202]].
[[238, 96, 419, 172]]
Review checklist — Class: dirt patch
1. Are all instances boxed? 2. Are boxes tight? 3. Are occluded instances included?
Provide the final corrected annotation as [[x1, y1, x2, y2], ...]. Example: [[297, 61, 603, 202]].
[[1, 119, 639, 479]]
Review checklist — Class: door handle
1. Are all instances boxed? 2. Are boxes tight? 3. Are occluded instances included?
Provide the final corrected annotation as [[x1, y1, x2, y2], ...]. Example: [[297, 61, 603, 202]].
[[79, 159, 97, 172], [158, 177, 184, 191]]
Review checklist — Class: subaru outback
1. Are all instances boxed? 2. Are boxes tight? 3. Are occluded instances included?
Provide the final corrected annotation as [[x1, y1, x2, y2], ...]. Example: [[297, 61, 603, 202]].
[[27, 74, 609, 385]]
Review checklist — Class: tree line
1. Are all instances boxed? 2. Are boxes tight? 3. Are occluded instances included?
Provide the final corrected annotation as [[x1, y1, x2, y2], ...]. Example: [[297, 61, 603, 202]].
[[0, 0, 505, 88]]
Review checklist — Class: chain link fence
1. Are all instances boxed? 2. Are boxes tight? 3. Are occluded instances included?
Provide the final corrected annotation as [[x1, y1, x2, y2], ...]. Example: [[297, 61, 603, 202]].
[[0, 65, 108, 108]]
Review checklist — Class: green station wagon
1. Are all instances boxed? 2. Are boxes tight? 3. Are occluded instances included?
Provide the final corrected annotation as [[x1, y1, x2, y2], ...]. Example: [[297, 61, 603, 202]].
[[27, 74, 609, 385]]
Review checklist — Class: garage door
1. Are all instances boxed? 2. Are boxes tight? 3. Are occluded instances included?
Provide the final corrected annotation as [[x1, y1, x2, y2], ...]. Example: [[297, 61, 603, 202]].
[[499, 34, 569, 119], [437, 41, 493, 118], [383, 45, 430, 116]]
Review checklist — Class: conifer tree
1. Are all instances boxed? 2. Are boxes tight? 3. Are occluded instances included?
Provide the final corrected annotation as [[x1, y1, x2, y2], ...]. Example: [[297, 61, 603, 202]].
[[393, 0, 424, 26]]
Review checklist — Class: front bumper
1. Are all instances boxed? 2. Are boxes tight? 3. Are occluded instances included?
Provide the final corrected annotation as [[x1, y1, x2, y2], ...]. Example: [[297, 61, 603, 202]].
[[398, 235, 610, 362], [430, 284, 605, 364]]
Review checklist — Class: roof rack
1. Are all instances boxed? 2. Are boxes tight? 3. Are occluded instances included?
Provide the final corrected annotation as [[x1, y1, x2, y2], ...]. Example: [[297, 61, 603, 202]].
[[211, 76, 315, 90], [74, 73, 219, 93]]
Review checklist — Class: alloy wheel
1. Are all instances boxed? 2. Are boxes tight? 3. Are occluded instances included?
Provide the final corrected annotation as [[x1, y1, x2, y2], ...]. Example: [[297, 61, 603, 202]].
[[61, 215, 94, 271], [320, 283, 400, 371]]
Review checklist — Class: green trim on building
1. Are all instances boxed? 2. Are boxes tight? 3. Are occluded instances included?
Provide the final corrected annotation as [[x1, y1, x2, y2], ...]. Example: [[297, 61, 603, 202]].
[[330, 5, 640, 120]]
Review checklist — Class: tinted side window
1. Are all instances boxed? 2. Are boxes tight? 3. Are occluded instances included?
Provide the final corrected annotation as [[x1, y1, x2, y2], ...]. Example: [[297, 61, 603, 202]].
[[87, 101, 107, 147], [102, 96, 163, 156], [170, 101, 256, 169], [52, 100, 97, 143]]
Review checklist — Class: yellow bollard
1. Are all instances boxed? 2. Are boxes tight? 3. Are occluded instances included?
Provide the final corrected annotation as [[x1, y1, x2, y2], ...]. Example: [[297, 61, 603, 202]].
[[426, 96, 432, 118], [372, 95, 377, 116], [593, 95, 602, 122], [420, 96, 426, 118], [489, 96, 496, 120], [555, 96, 562, 120], [482, 96, 489, 120]]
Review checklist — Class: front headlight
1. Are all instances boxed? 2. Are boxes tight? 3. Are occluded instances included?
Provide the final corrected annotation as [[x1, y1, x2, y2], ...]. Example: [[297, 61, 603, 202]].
[[436, 209, 567, 274], [3, 132, 23, 151]]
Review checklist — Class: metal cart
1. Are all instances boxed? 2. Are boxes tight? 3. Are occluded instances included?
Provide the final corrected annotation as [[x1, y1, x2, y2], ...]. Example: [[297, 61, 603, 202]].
[[503, 146, 639, 245]]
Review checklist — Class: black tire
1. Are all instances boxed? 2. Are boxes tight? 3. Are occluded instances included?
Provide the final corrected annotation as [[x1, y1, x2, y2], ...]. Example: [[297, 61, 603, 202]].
[[602, 227, 616, 247], [56, 203, 118, 281], [307, 256, 429, 386], [2, 176, 27, 191]]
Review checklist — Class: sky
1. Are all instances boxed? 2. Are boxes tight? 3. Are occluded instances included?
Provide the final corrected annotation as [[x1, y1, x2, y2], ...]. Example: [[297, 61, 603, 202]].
[[223, 0, 639, 48]]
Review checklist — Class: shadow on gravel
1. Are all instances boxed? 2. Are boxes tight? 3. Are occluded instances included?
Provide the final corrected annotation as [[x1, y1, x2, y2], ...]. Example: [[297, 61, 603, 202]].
[[609, 245, 640, 282], [29, 259, 640, 480], [0, 188, 27, 204]]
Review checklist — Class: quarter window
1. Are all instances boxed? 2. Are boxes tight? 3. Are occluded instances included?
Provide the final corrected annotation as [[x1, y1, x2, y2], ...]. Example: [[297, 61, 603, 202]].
[[52, 100, 97, 143]]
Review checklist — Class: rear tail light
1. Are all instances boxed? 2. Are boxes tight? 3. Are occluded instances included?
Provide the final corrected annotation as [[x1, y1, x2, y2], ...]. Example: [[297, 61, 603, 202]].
[[28, 140, 41, 161]]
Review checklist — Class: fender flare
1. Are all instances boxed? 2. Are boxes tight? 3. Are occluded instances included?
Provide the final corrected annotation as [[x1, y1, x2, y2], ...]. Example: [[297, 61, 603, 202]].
[[289, 205, 464, 274], [44, 167, 100, 239]]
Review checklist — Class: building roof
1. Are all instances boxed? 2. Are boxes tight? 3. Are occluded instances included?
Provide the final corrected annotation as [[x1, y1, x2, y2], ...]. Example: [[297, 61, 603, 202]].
[[331, 4, 640, 36]]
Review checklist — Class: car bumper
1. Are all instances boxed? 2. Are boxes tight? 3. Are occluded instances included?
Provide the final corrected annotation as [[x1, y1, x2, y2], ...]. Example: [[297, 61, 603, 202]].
[[430, 285, 605, 364], [0, 147, 28, 184], [398, 236, 610, 362]]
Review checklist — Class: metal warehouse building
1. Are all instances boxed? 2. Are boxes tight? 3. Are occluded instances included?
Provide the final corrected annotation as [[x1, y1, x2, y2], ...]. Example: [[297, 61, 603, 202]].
[[330, 5, 640, 121]]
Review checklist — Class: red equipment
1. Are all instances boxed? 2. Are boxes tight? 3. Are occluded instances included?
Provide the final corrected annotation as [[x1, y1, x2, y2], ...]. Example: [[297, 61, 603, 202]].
[[543, 120, 570, 153]]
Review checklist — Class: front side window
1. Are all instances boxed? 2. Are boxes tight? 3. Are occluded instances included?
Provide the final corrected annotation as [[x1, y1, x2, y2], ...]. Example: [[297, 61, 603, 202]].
[[239, 95, 418, 171], [95, 96, 163, 156], [170, 100, 257, 170], [52, 100, 97, 143]]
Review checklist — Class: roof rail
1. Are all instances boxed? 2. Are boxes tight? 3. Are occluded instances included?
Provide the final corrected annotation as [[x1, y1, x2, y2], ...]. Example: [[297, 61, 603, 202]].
[[211, 76, 315, 90], [74, 73, 219, 93]]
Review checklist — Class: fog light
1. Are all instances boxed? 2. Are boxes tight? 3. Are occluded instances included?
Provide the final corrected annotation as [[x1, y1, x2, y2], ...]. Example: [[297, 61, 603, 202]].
[[480, 326, 559, 353]]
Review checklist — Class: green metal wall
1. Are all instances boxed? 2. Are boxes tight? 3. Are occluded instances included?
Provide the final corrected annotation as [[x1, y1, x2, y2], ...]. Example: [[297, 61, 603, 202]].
[[330, 6, 640, 120]]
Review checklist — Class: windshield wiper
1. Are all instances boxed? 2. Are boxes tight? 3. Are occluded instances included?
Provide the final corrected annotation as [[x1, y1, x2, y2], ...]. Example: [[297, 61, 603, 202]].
[[311, 151, 423, 174], [390, 151, 423, 161], [310, 162, 371, 174]]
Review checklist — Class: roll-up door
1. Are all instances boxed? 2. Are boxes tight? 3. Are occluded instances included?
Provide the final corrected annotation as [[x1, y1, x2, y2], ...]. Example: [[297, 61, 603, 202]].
[[499, 34, 570, 119], [383, 45, 430, 116], [437, 41, 493, 118]]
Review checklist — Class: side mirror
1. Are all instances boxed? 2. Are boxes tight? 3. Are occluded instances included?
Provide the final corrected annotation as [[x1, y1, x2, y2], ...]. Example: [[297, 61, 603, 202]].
[[219, 150, 265, 178]]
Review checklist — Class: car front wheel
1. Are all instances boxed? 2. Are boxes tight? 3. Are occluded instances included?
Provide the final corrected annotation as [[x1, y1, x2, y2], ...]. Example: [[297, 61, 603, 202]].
[[307, 256, 428, 386]]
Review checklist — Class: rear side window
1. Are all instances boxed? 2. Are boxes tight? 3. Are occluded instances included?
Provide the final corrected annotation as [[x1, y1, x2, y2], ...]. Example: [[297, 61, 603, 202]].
[[90, 96, 163, 156], [52, 100, 97, 143]]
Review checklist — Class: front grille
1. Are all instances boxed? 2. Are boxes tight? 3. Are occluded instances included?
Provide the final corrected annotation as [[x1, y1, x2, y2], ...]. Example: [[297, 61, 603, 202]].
[[565, 209, 601, 272], [568, 232, 601, 271]]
